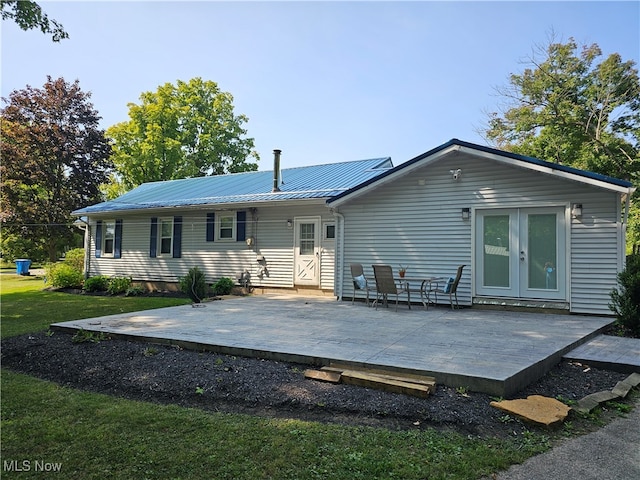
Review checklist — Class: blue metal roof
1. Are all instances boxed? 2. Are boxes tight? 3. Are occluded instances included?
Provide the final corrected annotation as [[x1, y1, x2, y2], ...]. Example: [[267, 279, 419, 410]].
[[73, 157, 393, 215], [328, 139, 634, 204]]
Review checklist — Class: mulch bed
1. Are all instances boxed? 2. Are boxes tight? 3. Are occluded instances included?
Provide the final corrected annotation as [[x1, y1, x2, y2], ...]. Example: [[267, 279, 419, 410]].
[[2, 330, 632, 439]]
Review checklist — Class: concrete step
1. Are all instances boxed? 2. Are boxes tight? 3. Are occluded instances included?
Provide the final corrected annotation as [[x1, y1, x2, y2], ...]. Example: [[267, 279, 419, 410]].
[[563, 335, 640, 374]]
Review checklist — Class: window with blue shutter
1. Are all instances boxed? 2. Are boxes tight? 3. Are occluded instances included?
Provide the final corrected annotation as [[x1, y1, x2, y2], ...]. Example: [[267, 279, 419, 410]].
[[206, 213, 215, 242], [95, 220, 103, 258], [114, 220, 123, 259], [150, 218, 158, 258], [172, 216, 182, 258], [236, 211, 246, 241]]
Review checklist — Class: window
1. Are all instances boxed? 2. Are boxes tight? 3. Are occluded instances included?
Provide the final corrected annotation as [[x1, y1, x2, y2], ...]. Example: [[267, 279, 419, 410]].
[[96, 219, 122, 259], [159, 218, 173, 255], [150, 216, 181, 258], [206, 211, 246, 242], [103, 221, 115, 255], [299, 223, 315, 255], [218, 214, 235, 240], [324, 223, 336, 240]]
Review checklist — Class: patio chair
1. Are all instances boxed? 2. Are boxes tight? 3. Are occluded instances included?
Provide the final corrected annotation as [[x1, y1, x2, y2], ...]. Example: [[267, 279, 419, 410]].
[[431, 265, 466, 309], [350, 263, 376, 306], [372, 264, 408, 311]]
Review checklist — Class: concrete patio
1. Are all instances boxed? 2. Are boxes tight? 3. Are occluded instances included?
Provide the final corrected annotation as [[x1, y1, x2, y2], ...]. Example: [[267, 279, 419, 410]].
[[52, 294, 615, 397]]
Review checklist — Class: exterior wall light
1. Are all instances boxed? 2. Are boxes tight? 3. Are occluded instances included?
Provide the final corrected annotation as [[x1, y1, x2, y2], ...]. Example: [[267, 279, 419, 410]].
[[461, 207, 471, 220], [571, 204, 583, 218], [287, 219, 293, 228]]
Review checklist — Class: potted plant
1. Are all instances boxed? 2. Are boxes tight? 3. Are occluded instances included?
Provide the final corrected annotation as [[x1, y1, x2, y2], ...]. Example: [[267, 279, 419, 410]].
[[398, 265, 407, 278]]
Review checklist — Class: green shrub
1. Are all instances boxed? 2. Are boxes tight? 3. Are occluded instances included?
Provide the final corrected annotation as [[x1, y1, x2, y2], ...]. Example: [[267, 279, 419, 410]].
[[45, 262, 84, 289], [609, 254, 640, 337], [108, 277, 133, 295], [179, 267, 208, 303], [64, 248, 85, 272], [72, 329, 108, 343], [213, 277, 234, 296], [125, 286, 145, 297], [84, 275, 110, 292]]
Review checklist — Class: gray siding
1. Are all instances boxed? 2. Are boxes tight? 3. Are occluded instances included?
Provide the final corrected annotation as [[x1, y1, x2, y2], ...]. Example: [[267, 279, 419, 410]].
[[337, 152, 623, 314], [87, 204, 336, 290]]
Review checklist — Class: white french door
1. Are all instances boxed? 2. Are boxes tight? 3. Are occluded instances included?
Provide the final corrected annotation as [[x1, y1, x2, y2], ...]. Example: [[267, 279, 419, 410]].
[[475, 207, 566, 300], [294, 217, 320, 286]]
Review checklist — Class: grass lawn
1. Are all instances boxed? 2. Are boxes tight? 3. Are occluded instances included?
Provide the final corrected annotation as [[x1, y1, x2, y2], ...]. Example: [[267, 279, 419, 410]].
[[1, 274, 190, 338], [0, 274, 550, 479]]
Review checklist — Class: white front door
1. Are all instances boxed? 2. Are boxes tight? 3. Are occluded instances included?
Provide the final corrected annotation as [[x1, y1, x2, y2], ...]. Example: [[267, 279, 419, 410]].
[[475, 207, 566, 300], [294, 217, 320, 286]]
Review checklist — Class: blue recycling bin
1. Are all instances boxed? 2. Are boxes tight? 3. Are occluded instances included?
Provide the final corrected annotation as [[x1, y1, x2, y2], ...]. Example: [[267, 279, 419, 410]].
[[15, 259, 31, 275]]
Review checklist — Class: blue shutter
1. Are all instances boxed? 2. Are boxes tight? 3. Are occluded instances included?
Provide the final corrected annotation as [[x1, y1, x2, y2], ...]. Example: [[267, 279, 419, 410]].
[[95, 220, 102, 258], [236, 211, 246, 241], [114, 219, 123, 259], [206, 213, 215, 242], [150, 218, 157, 258], [172, 216, 182, 258]]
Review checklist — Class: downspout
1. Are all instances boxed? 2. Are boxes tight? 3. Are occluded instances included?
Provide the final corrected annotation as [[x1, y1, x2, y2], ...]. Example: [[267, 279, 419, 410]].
[[332, 208, 345, 300], [80, 217, 91, 279], [621, 189, 633, 266]]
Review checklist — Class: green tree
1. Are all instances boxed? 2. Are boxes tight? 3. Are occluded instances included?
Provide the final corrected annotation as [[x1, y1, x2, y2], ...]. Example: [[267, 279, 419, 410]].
[[107, 78, 259, 191], [1, 0, 68, 41], [1, 76, 112, 262], [484, 36, 640, 247]]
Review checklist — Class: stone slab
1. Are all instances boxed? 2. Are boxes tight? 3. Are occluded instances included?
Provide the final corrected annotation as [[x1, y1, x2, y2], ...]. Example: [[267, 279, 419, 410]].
[[626, 372, 640, 387], [575, 390, 620, 414], [612, 380, 634, 398], [490, 395, 571, 426]]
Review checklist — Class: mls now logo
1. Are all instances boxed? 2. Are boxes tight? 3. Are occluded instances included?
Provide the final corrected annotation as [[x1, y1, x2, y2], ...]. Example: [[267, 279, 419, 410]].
[[3, 460, 62, 472]]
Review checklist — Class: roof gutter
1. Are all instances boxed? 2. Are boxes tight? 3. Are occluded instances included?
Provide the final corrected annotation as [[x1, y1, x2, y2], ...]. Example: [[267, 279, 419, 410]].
[[77, 198, 331, 218]]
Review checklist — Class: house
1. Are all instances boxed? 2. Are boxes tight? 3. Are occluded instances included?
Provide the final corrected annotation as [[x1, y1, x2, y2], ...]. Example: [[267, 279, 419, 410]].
[[72, 150, 394, 293], [73, 139, 635, 315], [328, 139, 634, 315]]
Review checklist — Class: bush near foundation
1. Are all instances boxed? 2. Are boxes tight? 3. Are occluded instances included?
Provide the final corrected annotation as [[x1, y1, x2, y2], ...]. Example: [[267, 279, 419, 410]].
[[45, 262, 83, 289], [609, 254, 640, 338], [64, 248, 85, 272], [84, 275, 110, 292], [107, 277, 133, 295], [213, 277, 234, 295], [179, 267, 208, 303]]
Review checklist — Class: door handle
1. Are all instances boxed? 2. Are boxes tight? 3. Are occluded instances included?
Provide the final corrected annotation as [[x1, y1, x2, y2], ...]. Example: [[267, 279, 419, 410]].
[[520, 251, 526, 261]]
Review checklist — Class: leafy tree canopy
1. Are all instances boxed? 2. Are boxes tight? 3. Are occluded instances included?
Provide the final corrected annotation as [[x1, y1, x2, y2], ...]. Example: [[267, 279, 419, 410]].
[[1, 0, 68, 41], [1, 76, 112, 261], [484, 35, 640, 247], [107, 78, 259, 192]]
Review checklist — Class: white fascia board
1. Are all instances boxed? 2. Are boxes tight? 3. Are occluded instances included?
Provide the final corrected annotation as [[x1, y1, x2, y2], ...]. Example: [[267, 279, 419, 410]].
[[329, 145, 460, 207], [458, 146, 633, 194]]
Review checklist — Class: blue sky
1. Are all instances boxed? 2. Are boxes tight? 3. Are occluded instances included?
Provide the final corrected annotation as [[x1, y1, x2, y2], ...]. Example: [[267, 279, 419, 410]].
[[2, 1, 639, 170]]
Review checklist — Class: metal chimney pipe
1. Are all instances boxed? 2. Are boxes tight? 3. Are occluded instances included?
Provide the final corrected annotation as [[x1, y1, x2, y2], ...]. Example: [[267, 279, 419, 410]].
[[272, 149, 281, 192]]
